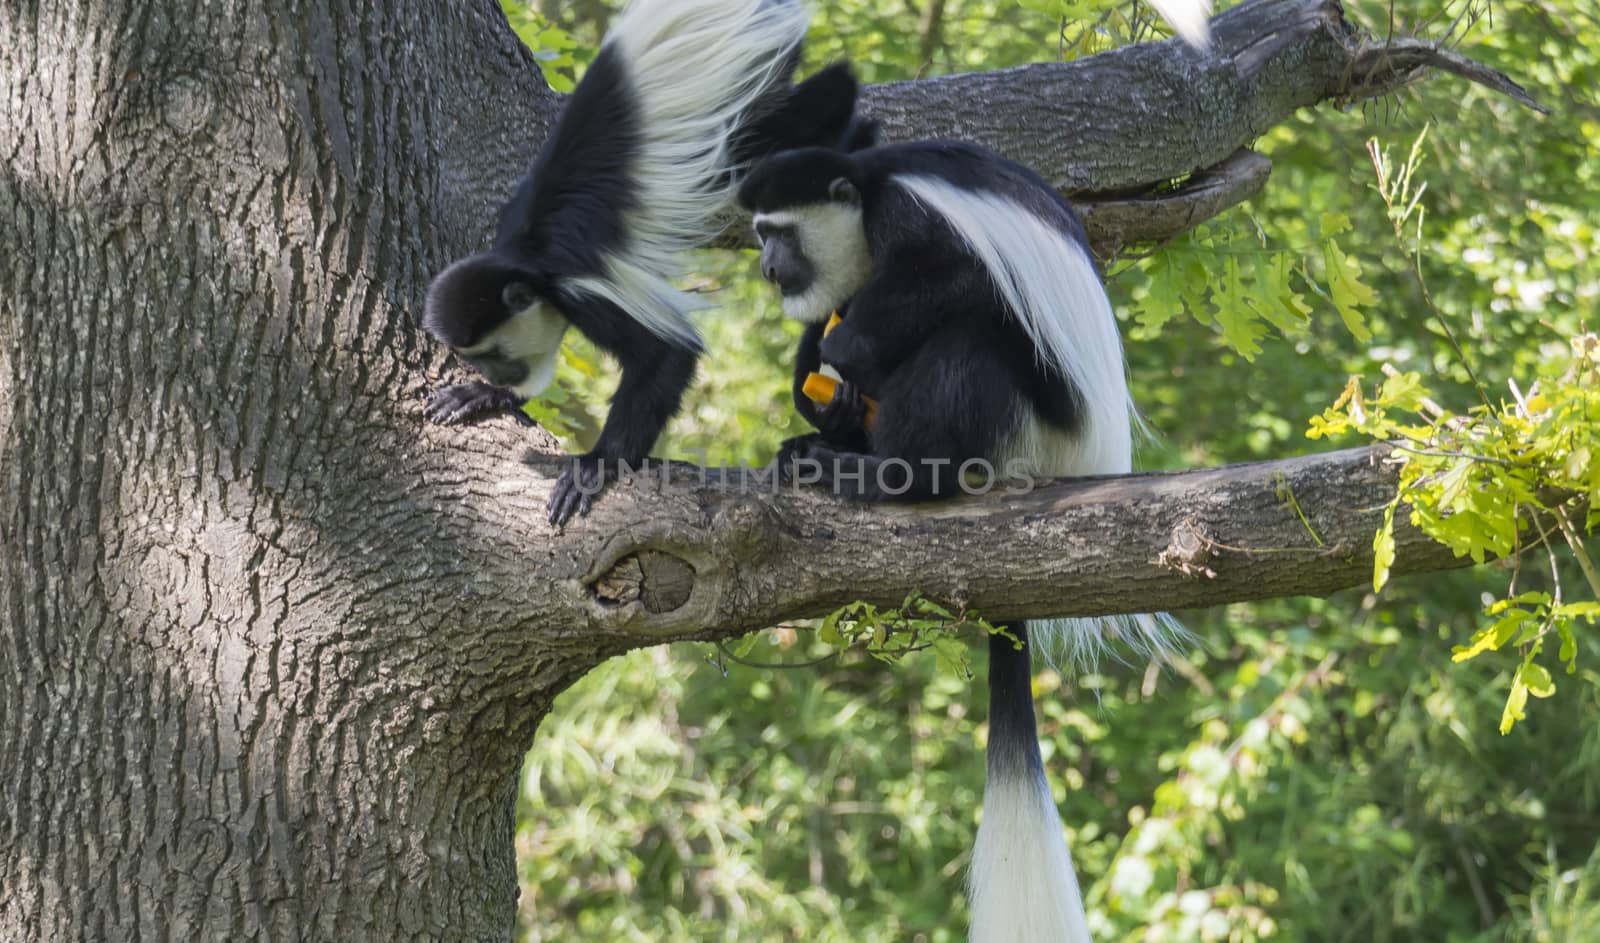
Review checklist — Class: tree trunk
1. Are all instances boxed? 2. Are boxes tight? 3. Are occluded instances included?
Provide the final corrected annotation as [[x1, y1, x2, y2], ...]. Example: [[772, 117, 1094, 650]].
[[0, 0, 1537, 938], [0, 1, 579, 937]]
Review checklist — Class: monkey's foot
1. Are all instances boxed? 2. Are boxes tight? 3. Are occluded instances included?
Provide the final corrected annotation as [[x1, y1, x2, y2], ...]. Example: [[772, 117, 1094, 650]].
[[548, 452, 616, 526], [775, 433, 829, 482], [423, 382, 535, 427]]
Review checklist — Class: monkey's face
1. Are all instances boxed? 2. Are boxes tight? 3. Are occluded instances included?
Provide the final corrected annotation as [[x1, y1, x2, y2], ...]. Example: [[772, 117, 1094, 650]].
[[423, 254, 569, 398], [753, 216, 815, 300], [454, 300, 568, 399], [751, 178, 871, 323]]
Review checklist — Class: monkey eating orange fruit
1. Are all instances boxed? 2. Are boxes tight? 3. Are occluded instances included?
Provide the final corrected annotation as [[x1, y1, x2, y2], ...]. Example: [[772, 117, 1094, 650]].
[[800, 312, 879, 428]]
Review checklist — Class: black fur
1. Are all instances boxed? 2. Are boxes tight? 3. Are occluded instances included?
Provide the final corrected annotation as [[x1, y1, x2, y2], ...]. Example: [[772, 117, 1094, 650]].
[[741, 141, 1093, 500], [986, 624, 1046, 779], [496, 46, 641, 276], [735, 63, 880, 167], [423, 381, 537, 428], [422, 36, 868, 524]]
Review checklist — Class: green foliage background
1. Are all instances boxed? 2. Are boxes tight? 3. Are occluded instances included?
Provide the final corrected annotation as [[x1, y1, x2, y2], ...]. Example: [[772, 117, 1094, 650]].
[[501, 1, 1600, 939]]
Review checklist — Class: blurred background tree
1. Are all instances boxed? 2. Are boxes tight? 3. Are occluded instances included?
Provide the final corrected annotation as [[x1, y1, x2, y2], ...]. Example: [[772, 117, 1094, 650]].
[[501, 1, 1600, 939]]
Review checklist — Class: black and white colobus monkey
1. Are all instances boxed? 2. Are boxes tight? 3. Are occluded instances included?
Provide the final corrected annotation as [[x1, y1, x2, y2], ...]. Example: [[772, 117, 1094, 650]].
[[738, 141, 1183, 943], [422, 0, 868, 524]]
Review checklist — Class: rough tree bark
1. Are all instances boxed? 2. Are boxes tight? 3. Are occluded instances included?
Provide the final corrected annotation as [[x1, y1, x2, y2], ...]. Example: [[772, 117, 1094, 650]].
[[0, 0, 1536, 939]]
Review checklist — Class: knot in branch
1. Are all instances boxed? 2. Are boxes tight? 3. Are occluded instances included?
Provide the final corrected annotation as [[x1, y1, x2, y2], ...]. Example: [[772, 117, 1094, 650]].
[[591, 551, 697, 614], [1158, 518, 1218, 579]]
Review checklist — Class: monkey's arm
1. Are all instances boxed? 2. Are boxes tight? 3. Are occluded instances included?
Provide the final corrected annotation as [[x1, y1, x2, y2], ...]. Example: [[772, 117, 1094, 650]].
[[547, 299, 700, 526], [818, 245, 980, 387], [791, 319, 871, 450], [792, 318, 827, 424]]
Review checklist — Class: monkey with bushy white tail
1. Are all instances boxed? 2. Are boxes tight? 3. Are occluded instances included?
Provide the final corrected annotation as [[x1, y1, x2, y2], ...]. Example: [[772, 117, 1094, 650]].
[[420, 0, 870, 524], [739, 140, 1185, 943]]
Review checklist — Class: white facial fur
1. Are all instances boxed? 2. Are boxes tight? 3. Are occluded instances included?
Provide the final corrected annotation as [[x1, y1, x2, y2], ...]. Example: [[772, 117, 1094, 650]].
[[460, 300, 570, 400], [753, 206, 872, 323]]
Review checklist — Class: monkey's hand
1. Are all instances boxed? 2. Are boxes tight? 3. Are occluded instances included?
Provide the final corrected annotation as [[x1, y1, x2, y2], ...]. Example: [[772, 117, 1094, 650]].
[[818, 322, 874, 381], [814, 380, 868, 439], [424, 382, 536, 428], [548, 452, 614, 526]]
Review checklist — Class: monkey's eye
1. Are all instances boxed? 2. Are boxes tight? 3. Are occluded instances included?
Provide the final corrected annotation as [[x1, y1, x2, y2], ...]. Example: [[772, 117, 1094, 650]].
[[753, 220, 789, 244]]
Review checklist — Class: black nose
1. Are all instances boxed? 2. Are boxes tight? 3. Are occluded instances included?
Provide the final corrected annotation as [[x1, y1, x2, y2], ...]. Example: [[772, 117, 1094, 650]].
[[764, 266, 804, 296]]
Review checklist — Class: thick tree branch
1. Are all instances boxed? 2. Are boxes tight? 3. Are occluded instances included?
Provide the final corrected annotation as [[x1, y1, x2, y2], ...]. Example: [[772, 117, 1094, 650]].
[[452, 442, 1486, 650], [857, 0, 1541, 252], [1076, 149, 1274, 253], [453, 0, 1541, 257]]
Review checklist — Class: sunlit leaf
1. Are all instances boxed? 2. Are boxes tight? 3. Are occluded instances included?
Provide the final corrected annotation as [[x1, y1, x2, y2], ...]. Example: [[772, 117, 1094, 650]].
[[1522, 661, 1556, 698], [1373, 500, 1397, 593], [1215, 257, 1265, 359], [1323, 240, 1377, 342], [1500, 677, 1529, 735]]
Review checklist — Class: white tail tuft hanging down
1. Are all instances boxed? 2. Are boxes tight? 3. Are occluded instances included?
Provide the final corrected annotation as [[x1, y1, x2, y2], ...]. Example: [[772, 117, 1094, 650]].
[[969, 770, 1092, 943], [579, 0, 813, 347]]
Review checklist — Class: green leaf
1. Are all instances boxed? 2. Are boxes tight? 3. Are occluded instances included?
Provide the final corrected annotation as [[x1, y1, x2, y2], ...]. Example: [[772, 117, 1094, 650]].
[[1500, 677, 1529, 735], [1452, 610, 1531, 663], [1248, 253, 1313, 333], [1323, 240, 1377, 342], [1377, 371, 1428, 412], [1485, 594, 1548, 615], [1522, 662, 1556, 698], [1174, 255, 1214, 327], [1559, 621, 1578, 671], [1372, 500, 1398, 593], [1565, 446, 1592, 483], [1137, 255, 1184, 332], [931, 636, 970, 680], [1429, 510, 1499, 563], [731, 632, 762, 659], [819, 609, 844, 647], [1319, 211, 1353, 238], [1215, 256, 1265, 359], [1554, 601, 1600, 620]]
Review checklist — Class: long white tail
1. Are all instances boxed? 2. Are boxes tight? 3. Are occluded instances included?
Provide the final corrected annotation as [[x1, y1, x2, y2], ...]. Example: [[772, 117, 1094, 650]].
[[970, 626, 1092, 943], [571, 0, 812, 346], [893, 155, 1191, 941]]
